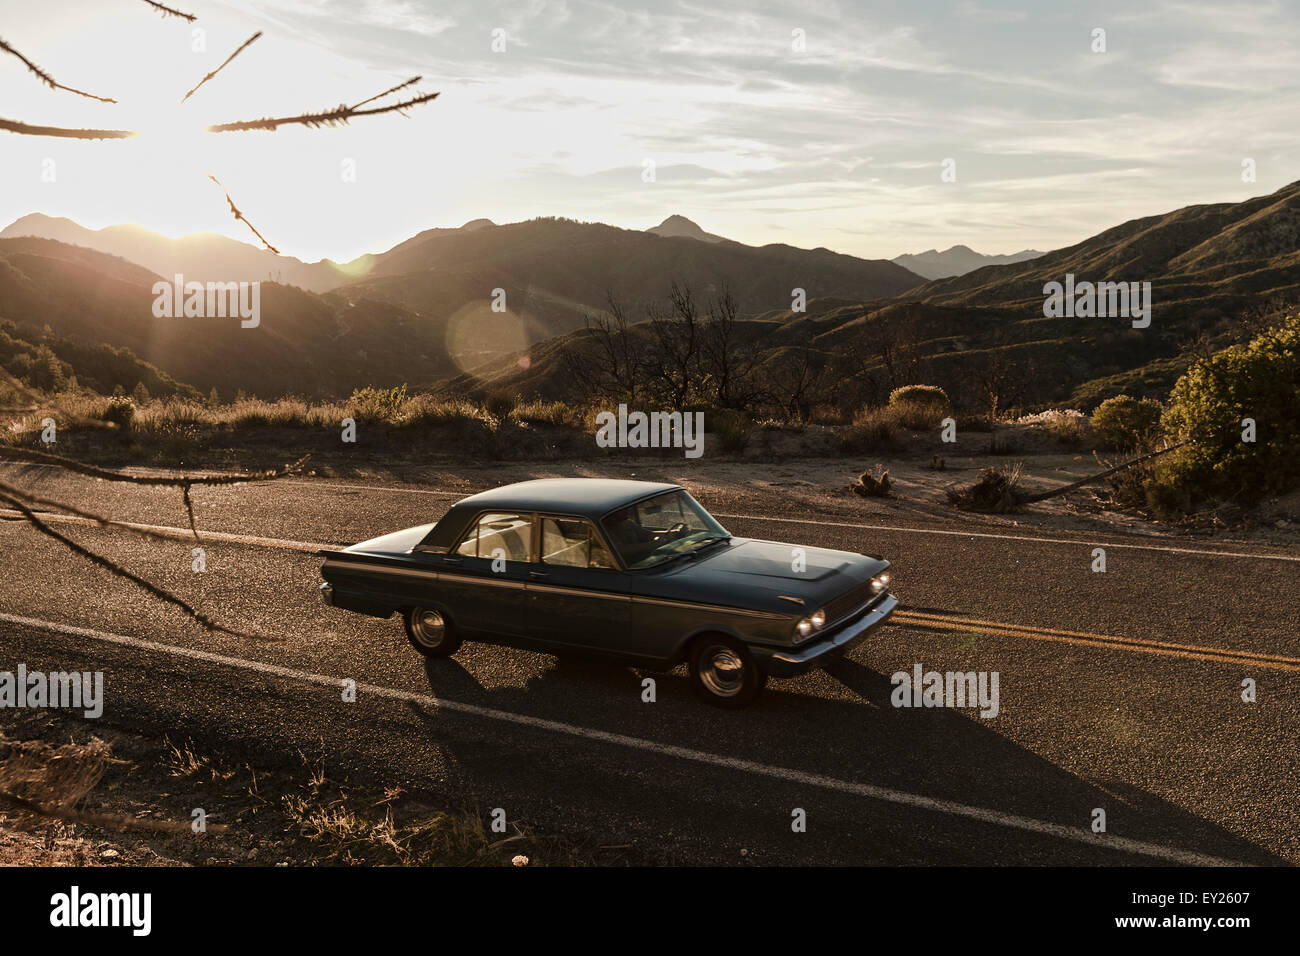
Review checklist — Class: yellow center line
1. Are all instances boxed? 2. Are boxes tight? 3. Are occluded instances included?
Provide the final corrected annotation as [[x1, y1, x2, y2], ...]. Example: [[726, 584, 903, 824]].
[[894, 610, 1300, 672]]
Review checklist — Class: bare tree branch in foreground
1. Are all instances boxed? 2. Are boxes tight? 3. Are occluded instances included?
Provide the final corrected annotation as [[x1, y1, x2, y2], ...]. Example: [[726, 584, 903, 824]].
[[351, 75, 421, 110], [140, 0, 197, 22], [2, 13, 438, 247], [0, 447, 309, 639], [0, 489, 272, 641], [0, 117, 136, 139], [0, 37, 118, 103], [0, 478, 174, 542], [207, 174, 279, 253], [181, 31, 262, 104], [205, 91, 441, 132], [1, 92, 441, 140]]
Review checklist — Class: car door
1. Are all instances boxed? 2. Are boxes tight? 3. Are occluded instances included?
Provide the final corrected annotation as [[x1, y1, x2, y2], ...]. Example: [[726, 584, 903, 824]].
[[527, 515, 632, 655], [437, 511, 532, 638]]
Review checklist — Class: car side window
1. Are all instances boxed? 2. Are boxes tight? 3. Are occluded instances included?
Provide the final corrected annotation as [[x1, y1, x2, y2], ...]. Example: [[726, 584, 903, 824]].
[[455, 512, 532, 561], [541, 517, 615, 569]]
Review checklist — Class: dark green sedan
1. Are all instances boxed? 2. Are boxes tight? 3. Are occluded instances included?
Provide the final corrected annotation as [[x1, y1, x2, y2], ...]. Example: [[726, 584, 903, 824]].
[[318, 478, 896, 707]]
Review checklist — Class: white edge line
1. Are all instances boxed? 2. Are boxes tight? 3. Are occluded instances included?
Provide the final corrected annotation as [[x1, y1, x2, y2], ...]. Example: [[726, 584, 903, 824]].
[[0, 509, 331, 553], [0, 610, 1248, 868]]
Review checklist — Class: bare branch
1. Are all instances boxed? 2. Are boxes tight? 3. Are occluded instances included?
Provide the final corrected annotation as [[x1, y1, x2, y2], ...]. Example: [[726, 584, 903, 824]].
[[0, 478, 174, 542], [1019, 441, 1190, 503], [140, 0, 197, 22], [0, 445, 309, 487], [207, 173, 280, 253], [206, 91, 440, 132], [0, 489, 274, 642], [0, 37, 117, 103], [2, 91, 439, 142], [0, 117, 136, 139], [350, 75, 421, 110], [181, 31, 262, 105]]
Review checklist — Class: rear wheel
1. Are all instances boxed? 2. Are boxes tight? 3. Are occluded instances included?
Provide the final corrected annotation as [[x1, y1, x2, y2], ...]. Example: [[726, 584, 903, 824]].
[[689, 634, 766, 708], [403, 606, 463, 658]]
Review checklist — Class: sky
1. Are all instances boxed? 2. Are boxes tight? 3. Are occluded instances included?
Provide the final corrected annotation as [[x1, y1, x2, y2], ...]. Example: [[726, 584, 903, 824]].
[[1, 0, 1296, 264]]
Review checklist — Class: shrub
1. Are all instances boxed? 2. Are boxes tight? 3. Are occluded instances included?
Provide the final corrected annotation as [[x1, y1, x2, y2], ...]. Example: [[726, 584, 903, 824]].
[[1150, 315, 1300, 512], [483, 391, 519, 422], [348, 384, 408, 423], [134, 400, 212, 432], [710, 410, 751, 455], [889, 385, 951, 411], [1016, 408, 1088, 446], [101, 396, 135, 429], [513, 399, 582, 429], [1091, 395, 1162, 450], [403, 396, 482, 427], [947, 464, 1024, 512], [224, 398, 315, 428], [838, 413, 896, 454]]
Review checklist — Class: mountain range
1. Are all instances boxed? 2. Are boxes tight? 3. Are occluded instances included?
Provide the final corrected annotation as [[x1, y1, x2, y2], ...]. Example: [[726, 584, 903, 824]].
[[2, 182, 1296, 408], [0, 213, 924, 398], [891, 245, 1045, 280], [450, 181, 1300, 411]]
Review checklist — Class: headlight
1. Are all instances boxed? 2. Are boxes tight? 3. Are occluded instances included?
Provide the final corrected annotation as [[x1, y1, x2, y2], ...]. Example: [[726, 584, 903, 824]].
[[871, 572, 891, 592], [796, 608, 827, 639]]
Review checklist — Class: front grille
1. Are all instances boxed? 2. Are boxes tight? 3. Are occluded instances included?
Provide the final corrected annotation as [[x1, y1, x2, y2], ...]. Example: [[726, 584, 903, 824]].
[[825, 579, 878, 626]]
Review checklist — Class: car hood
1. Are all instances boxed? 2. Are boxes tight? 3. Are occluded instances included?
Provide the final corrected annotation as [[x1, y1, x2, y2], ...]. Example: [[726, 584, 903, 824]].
[[646, 538, 887, 614]]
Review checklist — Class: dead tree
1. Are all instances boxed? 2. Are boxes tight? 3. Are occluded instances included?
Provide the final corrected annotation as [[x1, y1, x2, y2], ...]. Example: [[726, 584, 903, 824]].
[[647, 281, 703, 408], [699, 284, 760, 409]]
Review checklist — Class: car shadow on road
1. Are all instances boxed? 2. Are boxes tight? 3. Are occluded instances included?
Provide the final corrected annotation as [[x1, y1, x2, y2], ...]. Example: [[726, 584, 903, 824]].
[[409, 647, 1286, 865]]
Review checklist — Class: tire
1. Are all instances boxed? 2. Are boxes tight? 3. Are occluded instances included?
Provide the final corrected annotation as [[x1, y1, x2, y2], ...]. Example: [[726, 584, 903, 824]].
[[403, 606, 463, 658], [688, 634, 767, 708]]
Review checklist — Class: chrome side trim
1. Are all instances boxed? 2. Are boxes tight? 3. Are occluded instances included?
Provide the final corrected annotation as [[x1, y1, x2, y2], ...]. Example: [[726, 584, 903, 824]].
[[525, 583, 631, 602], [327, 559, 793, 618], [632, 595, 789, 620]]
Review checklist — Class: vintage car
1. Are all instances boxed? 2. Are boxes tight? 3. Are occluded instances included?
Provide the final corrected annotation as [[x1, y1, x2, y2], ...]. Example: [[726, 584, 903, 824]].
[[318, 478, 896, 707]]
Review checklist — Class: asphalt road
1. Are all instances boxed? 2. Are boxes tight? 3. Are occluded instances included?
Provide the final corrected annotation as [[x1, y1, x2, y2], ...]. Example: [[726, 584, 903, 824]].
[[1, 463, 1297, 865]]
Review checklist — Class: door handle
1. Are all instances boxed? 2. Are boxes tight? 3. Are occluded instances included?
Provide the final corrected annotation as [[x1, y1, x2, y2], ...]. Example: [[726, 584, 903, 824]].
[[529, 570, 549, 580], [443, 556, 462, 565]]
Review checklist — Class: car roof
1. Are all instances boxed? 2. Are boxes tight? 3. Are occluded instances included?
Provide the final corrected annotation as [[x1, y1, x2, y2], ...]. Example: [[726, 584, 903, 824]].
[[456, 478, 682, 520]]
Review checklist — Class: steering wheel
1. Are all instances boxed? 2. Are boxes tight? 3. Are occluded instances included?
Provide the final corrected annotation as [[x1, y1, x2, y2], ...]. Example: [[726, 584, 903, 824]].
[[651, 521, 689, 543]]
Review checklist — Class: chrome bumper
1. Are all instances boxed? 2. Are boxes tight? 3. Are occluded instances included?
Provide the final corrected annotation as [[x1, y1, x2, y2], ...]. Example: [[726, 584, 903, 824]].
[[758, 592, 898, 677]]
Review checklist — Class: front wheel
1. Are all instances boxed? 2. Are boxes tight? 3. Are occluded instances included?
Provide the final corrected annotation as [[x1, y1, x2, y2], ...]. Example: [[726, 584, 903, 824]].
[[403, 606, 463, 658], [689, 635, 767, 708]]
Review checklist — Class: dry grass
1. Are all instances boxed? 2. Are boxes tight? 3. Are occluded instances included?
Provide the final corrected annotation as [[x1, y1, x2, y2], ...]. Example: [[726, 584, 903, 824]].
[[947, 463, 1026, 513], [0, 729, 119, 823]]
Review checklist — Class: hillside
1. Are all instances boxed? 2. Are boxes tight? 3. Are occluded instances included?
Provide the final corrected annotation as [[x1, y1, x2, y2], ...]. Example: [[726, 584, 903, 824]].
[[457, 182, 1300, 414], [0, 214, 351, 293], [344, 216, 926, 318], [0, 238, 461, 397], [912, 182, 1300, 309]]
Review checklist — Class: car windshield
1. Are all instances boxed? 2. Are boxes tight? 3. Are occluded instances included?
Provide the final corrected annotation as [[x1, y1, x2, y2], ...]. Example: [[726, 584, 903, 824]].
[[601, 490, 729, 569]]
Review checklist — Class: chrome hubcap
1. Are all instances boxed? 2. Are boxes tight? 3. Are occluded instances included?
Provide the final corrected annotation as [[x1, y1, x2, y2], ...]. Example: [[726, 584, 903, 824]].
[[699, 646, 745, 697], [410, 608, 446, 648]]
